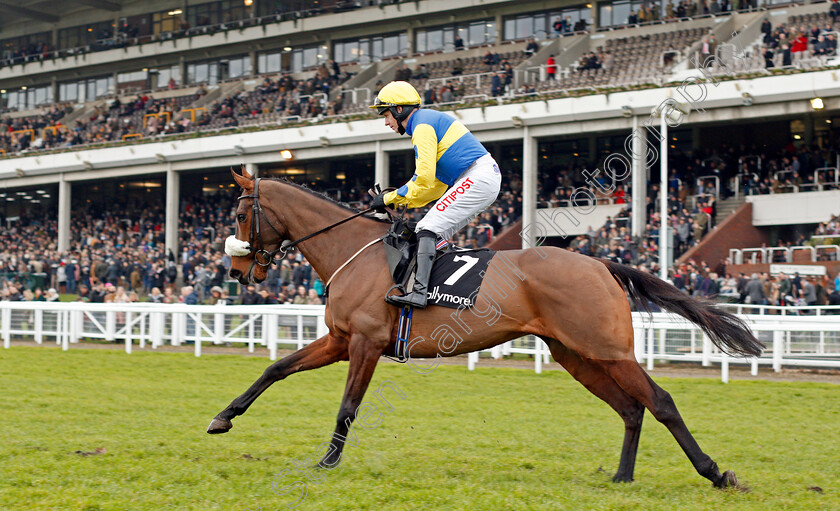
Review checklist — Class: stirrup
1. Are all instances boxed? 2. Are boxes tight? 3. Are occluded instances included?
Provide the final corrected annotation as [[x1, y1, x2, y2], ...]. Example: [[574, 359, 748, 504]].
[[386, 291, 428, 309]]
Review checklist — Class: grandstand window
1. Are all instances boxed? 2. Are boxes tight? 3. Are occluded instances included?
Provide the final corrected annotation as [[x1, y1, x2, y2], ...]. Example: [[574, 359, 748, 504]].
[[187, 62, 219, 85], [258, 51, 283, 73], [152, 9, 185, 35], [59, 83, 77, 103], [187, 0, 252, 27], [503, 7, 590, 40], [416, 19, 494, 53], [289, 46, 327, 72], [2, 85, 52, 110], [117, 70, 149, 93], [156, 65, 182, 88], [227, 56, 252, 79], [189, 2, 221, 27], [334, 33, 407, 64], [599, 1, 675, 26], [0, 32, 50, 61], [58, 21, 114, 50]]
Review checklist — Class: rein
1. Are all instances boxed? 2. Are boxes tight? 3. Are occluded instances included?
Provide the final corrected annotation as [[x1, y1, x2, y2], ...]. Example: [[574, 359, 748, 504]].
[[235, 177, 376, 267]]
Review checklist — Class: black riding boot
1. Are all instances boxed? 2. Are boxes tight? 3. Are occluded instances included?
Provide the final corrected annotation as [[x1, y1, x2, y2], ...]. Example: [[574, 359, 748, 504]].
[[386, 234, 436, 309]]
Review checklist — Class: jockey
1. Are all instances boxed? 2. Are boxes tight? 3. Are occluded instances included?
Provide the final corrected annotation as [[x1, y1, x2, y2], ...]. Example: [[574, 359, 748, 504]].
[[369, 81, 501, 308]]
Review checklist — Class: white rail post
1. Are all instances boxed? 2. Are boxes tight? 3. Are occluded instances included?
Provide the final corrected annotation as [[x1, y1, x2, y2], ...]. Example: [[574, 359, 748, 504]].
[[468, 351, 478, 370], [2, 307, 10, 349], [534, 336, 543, 374], [34, 309, 43, 344], [267, 314, 278, 361], [296, 315, 304, 350], [72, 310, 81, 344], [62, 311, 69, 351], [151, 312, 163, 348], [701, 333, 711, 367], [721, 352, 729, 383], [194, 315, 202, 357], [751, 357, 758, 376], [139, 312, 146, 348], [106, 310, 116, 341], [490, 344, 502, 359], [772, 330, 783, 372], [647, 327, 655, 371], [248, 314, 256, 352], [125, 311, 133, 353], [633, 326, 645, 363], [214, 311, 224, 344]]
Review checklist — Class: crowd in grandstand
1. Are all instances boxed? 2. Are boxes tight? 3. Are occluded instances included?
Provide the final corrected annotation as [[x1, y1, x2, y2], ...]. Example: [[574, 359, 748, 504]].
[[0, 68, 352, 154], [759, 10, 839, 68]]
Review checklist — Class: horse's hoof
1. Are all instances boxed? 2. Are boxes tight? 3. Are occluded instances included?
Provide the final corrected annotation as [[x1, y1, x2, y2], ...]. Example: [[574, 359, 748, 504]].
[[612, 473, 633, 483], [714, 470, 739, 489], [207, 417, 233, 434]]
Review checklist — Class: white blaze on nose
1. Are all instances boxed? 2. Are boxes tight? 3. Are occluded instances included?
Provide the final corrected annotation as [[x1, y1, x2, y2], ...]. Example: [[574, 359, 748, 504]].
[[225, 235, 252, 257]]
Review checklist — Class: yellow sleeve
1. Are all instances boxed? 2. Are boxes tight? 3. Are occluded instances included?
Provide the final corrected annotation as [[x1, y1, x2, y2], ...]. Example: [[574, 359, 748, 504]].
[[384, 123, 447, 207]]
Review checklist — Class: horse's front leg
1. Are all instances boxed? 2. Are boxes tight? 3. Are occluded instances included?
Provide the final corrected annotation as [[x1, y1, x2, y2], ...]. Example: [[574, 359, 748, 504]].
[[207, 334, 347, 434], [316, 333, 385, 468]]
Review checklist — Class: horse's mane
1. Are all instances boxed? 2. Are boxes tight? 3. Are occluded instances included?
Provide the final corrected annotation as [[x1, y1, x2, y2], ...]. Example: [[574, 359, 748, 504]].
[[265, 178, 391, 223]]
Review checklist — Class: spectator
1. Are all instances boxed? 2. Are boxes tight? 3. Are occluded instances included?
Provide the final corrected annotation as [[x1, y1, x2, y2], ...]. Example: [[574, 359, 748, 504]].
[[454, 34, 464, 50], [240, 284, 263, 305], [524, 38, 539, 57], [546, 54, 557, 80]]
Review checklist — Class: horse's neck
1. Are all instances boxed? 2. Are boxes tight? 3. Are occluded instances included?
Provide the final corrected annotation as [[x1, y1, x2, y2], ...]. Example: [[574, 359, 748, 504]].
[[275, 183, 384, 282]]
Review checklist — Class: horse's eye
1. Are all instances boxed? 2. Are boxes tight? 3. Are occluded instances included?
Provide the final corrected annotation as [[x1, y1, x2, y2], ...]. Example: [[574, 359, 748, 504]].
[[237, 214, 246, 222]]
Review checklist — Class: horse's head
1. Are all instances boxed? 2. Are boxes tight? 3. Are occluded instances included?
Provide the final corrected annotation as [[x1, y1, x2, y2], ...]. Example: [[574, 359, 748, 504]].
[[225, 167, 288, 285]]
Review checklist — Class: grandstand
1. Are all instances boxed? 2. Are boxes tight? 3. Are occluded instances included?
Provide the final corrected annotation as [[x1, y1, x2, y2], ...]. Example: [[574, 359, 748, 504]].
[[0, 0, 838, 307]]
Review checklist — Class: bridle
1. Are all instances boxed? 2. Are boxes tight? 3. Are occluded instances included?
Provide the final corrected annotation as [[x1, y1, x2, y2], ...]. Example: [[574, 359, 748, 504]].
[[236, 177, 375, 267]]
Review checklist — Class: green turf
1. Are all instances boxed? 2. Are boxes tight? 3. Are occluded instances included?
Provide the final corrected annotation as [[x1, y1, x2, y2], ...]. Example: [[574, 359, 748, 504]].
[[1, 347, 838, 511]]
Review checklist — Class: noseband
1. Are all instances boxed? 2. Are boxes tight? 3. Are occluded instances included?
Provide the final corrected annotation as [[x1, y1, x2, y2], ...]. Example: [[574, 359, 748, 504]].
[[232, 177, 377, 267], [236, 177, 289, 267]]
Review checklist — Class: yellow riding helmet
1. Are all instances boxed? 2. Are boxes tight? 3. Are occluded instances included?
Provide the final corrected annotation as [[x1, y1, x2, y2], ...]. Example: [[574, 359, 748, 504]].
[[369, 81, 421, 116]]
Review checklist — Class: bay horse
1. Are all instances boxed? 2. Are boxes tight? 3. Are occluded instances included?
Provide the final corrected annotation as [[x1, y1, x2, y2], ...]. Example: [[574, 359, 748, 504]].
[[207, 168, 763, 489]]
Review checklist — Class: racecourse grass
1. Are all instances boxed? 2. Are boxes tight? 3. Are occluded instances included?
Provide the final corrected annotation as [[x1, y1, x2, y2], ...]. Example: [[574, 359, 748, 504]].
[[1, 347, 839, 511]]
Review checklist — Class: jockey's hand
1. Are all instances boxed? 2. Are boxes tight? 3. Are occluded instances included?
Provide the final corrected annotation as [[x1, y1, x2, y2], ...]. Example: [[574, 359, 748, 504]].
[[370, 192, 389, 212]]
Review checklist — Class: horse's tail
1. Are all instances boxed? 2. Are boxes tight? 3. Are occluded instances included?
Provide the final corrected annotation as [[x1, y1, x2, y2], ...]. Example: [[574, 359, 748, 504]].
[[601, 260, 764, 358]]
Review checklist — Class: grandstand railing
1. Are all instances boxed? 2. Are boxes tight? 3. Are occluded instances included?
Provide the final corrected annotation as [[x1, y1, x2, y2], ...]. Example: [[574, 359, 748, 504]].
[[4, 302, 840, 382]]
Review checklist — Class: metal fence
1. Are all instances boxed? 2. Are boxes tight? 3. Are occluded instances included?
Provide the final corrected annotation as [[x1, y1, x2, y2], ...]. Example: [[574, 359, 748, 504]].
[[3, 302, 839, 382]]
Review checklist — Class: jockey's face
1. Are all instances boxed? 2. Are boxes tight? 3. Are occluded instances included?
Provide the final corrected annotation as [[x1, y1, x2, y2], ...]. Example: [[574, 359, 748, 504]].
[[383, 109, 401, 134]]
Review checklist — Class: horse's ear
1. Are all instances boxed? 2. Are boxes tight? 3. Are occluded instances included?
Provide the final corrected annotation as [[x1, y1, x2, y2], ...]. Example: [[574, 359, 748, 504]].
[[232, 166, 254, 190]]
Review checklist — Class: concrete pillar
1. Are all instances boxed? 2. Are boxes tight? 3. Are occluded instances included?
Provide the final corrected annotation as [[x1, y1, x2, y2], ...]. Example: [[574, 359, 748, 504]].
[[245, 163, 259, 178], [521, 127, 538, 249], [51, 27, 58, 49], [51, 77, 58, 104], [631, 116, 647, 238], [374, 141, 389, 188], [165, 164, 180, 259], [406, 24, 415, 56], [179, 55, 187, 86], [57, 174, 71, 253], [495, 13, 504, 42], [590, 3, 599, 30], [249, 50, 257, 76]]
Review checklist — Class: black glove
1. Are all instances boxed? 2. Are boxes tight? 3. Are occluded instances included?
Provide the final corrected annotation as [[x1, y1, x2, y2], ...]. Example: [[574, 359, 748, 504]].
[[370, 192, 388, 212]]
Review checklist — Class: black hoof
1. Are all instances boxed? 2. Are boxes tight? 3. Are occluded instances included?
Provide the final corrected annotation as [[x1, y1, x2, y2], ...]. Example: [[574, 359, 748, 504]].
[[714, 470, 739, 489], [612, 473, 634, 483], [207, 417, 233, 434], [315, 455, 342, 469]]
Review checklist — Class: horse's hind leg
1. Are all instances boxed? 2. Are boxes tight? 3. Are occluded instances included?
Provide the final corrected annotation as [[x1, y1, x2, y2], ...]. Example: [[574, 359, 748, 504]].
[[207, 334, 347, 434], [545, 339, 644, 483], [600, 358, 739, 488]]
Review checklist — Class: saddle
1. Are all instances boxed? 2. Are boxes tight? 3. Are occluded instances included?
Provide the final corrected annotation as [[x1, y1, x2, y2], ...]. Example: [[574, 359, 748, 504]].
[[381, 215, 418, 292]]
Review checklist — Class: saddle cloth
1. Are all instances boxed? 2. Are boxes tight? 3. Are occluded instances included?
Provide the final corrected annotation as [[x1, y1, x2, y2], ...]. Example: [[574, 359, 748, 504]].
[[423, 249, 495, 309]]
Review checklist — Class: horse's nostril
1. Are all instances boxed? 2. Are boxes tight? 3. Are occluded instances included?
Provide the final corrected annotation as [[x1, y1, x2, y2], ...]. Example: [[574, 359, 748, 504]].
[[230, 269, 242, 279]]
